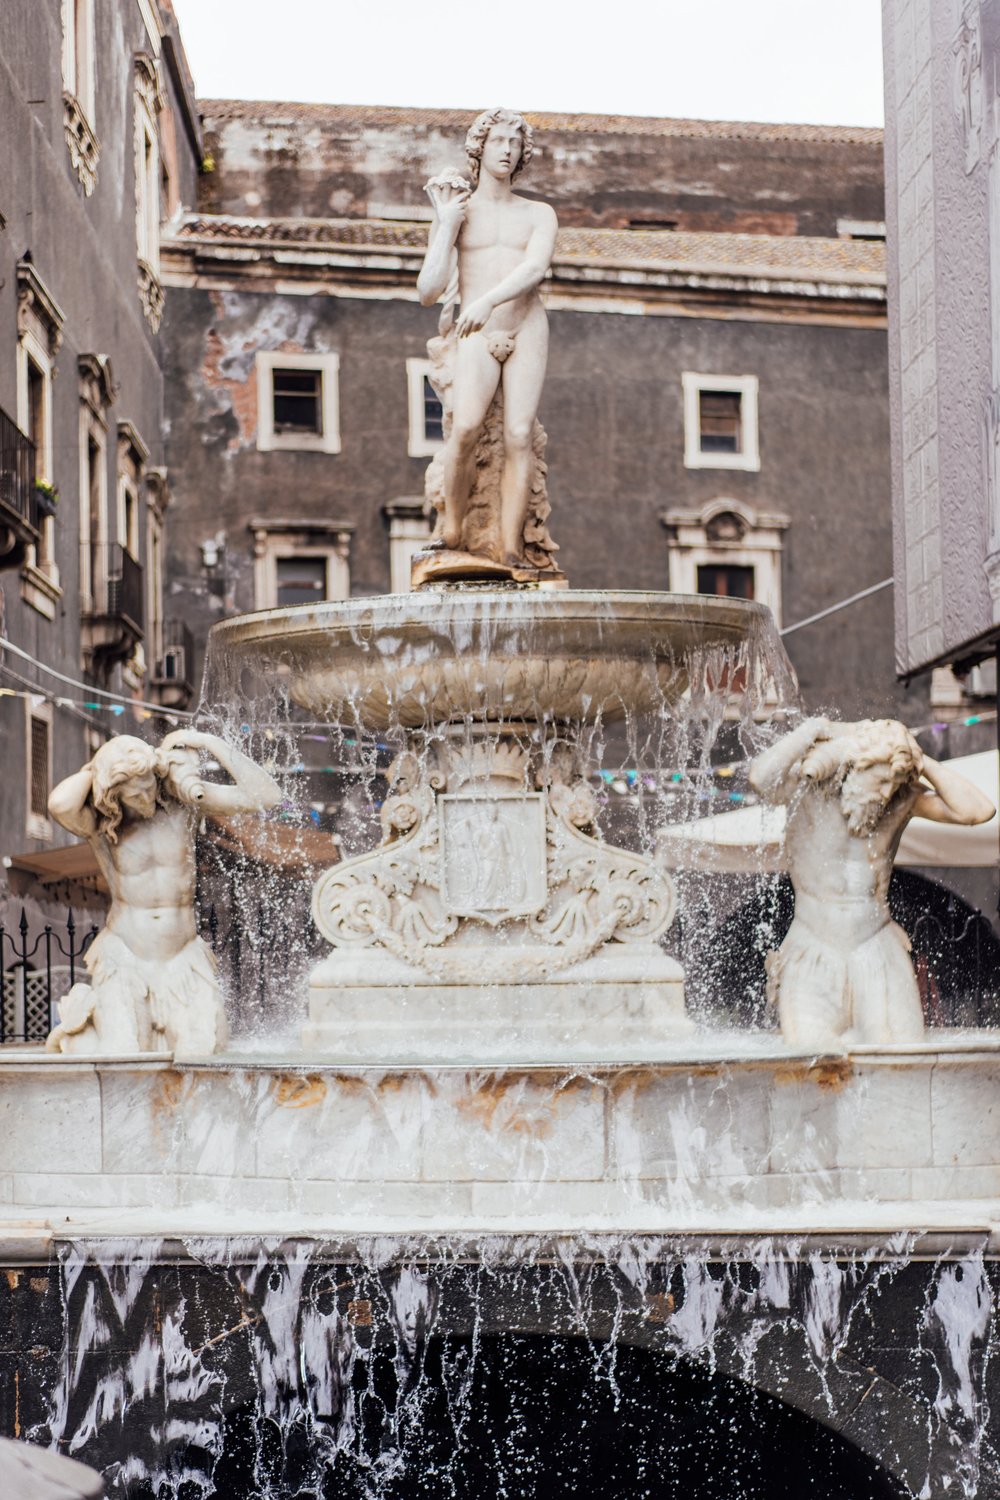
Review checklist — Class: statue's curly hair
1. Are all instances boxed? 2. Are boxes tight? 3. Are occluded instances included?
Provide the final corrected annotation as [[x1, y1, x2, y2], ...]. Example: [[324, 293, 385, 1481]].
[[465, 107, 533, 184], [89, 736, 162, 844]]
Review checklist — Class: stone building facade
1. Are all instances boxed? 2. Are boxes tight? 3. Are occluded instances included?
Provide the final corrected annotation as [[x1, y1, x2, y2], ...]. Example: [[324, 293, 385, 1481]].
[[0, 0, 201, 939], [884, 0, 1000, 683]]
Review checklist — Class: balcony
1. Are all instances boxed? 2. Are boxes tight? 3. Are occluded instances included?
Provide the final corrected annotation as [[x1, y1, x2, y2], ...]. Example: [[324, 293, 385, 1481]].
[[0, 408, 39, 570], [150, 618, 196, 710], [83, 543, 144, 664]]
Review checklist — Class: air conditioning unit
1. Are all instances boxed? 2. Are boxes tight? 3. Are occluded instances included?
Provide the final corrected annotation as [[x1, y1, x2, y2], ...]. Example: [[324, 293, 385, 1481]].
[[157, 644, 187, 683], [967, 659, 997, 698]]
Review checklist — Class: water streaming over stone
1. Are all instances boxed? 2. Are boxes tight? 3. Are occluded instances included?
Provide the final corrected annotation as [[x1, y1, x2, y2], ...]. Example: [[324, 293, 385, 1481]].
[[9, 1233, 991, 1497]]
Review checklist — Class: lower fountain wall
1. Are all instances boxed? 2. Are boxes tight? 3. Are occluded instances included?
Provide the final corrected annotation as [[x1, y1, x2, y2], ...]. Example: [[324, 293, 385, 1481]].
[[0, 1040, 998, 1234], [1, 1041, 1000, 1496]]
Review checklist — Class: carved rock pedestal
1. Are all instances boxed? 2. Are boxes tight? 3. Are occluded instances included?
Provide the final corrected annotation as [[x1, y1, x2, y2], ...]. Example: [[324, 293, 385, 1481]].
[[304, 737, 688, 1062]]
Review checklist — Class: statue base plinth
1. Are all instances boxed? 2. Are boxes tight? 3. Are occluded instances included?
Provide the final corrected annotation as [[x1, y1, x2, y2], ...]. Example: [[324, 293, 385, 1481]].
[[303, 945, 689, 1063], [411, 545, 567, 591]]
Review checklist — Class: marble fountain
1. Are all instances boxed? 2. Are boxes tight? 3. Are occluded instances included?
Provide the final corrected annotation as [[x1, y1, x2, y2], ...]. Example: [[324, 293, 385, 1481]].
[[3, 109, 1000, 1500]]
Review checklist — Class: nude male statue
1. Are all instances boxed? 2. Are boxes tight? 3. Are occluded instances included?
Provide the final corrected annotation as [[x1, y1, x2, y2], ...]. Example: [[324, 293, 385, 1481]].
[[417, 107, 558, 568], [749, 717, 994, 1049], [45, 730, 282, 1056]]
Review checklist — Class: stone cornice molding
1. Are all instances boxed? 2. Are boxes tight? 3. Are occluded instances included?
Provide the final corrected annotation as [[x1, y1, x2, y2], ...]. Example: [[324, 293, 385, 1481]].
[[145, 466, 170, 518], [161, 217, 887, 328], [117, 419, 149, 465], [16, 261, 66, 355], [248, 517, 355, 561], [661, 498, 791, 534], [78, 353, 118, 416]]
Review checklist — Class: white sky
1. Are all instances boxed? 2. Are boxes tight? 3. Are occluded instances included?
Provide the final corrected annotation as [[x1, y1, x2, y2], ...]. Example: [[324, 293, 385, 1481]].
[[167, 0, 885, 127]]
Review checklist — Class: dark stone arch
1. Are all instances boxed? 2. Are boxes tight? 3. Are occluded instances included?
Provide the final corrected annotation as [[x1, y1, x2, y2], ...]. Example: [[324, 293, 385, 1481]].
[[204, 1331, 908, 1499]]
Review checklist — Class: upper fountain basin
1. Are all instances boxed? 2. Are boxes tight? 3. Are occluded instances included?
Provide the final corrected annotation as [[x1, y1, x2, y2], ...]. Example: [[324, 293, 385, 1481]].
[[204, 589, 773, 730]]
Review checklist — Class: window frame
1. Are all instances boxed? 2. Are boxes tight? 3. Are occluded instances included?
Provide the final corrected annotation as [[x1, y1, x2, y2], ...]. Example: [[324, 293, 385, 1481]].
[[662, 499, 788, 628], [62, 0, 96, 124], [682, 372, 760, 473], [384, 498, 434, 592], [117, 422, 148, 562], [256, 352, 342, 454], [16, 272, 63, 613], [406, 358, 445, 458], [25, 699, 53, 843], [250, 519, 353, 609], [134, 56, 165, 329]]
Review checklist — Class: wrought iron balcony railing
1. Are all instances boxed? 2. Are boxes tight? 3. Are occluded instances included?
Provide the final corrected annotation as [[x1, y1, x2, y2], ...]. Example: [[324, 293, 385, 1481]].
[[0, 407, 39, 566], [105, 543, 144, 636], [83, 543, 144, 662]]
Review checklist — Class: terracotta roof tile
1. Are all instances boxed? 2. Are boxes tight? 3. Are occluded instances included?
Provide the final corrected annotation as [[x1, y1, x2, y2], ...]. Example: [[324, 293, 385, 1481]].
[[198, 99, 883, 147], [172, 214, 886, 283]]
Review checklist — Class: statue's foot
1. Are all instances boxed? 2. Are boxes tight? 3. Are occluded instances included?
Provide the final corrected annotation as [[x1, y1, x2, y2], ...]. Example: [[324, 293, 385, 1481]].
[[442, 525, 462, 550]]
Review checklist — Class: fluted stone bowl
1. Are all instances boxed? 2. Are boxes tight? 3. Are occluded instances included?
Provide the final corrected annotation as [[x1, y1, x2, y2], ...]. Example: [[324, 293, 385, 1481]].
[[205, 589, 779, 730]]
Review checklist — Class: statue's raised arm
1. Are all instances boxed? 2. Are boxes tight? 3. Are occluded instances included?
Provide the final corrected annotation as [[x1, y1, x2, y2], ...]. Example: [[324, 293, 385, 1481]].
[[45, 730, 282, 1059]]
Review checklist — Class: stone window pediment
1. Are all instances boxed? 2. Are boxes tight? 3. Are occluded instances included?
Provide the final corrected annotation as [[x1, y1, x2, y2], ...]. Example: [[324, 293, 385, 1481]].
[[249, 518, 354, 610], [661, 498, 789, 628]]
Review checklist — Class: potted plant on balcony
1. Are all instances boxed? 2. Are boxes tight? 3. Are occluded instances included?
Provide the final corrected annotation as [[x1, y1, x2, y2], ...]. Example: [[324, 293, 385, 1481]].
[[33, 480, 59, 518]]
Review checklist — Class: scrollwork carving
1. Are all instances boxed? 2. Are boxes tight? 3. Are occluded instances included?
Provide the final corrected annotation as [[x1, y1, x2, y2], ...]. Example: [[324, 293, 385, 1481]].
[[311, 760, 676, 985]]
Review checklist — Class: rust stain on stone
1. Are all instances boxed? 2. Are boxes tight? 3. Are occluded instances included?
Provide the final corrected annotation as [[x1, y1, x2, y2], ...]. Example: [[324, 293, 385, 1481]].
[[4, 1270, 19, 1289], [457, 1076, 593, 1137], [153, 1070, 189, 1114], [645, 1291, 675, 1323], [274, 1074, 327, 1109], [774, 1059, 853, 1091]]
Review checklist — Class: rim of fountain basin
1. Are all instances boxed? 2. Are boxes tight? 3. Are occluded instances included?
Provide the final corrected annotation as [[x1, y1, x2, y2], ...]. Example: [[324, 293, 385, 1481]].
[[204, 589, 776, 729]]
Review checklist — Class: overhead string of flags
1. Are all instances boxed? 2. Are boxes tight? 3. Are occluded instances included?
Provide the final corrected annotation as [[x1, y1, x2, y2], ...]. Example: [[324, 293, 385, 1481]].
[[0, 634, 195, 727]]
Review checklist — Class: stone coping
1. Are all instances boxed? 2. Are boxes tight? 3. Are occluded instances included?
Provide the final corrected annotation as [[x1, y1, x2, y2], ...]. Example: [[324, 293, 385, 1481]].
[[0, 1210, 997, 1261], [3, 1029, 1000, 1073]]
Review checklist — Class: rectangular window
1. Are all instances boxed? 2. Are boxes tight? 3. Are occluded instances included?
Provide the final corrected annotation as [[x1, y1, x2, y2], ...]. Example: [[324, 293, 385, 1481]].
[[272, 369, 323, 435], [29, 716, 50, 819], [682, 373, 760, 472], [406, 358, 445, 457], [16, 305, 60, 605], [256, 352, 341, 454], [423, 376, 444, 444], [696, 563, 755, 600], [26, 360, 45, 455], [26, 702, 53, 839], [698, 391, 742, 454], [275, 555, 327, 607]]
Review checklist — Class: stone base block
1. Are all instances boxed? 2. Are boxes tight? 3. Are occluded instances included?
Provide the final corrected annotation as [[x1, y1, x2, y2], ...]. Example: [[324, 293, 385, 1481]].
[[303, 944, 689, 1062]]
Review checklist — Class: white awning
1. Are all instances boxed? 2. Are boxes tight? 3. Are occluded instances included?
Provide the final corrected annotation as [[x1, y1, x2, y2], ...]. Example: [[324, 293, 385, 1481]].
[[659, 749, 1000, 872]]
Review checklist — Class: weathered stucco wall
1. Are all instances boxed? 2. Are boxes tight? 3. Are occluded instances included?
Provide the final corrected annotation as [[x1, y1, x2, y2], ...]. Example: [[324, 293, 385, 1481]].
[[884, 0, 998, 673], [199, 102, 886, 238]]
